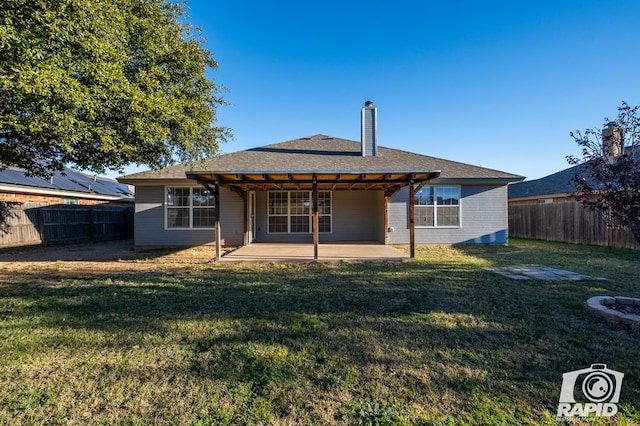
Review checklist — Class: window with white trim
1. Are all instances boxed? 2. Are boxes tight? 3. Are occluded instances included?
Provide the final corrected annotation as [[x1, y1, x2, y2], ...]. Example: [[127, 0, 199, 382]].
[[415, 186, 460, 227], [317, 191, 332, 232], [268, 191, 332, 233], [166, 187, 215, 229]]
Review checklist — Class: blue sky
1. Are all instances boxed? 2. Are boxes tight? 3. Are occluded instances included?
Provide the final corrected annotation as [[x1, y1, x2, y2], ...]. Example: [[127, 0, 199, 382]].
[[114, 0, 640, 181]]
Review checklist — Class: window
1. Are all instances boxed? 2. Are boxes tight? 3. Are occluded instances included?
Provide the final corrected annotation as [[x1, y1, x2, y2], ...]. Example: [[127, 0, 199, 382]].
[[318, 191, 332, 233], [268, 191, 332, 233], [415, 186, 460, 227], [61, 198, 79, 205], [267, 191, 288, 233], [166, 187, 216, 229], [192, 187, 216, 227], [290, 191, 310, 232]]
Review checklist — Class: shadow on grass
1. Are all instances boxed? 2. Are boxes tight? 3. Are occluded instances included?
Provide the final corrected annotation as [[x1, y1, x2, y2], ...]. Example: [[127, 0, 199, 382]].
[[0, 238, 226, 263]]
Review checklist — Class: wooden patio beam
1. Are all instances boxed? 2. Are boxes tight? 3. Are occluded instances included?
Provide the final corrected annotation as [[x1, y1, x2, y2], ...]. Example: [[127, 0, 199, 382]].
[[213, 181, 222, 260], [414, 181, 427, 194], [229, 186, 247, 201], [409, 179, 415, 259], [384, 193, 389, 245], [312, 175, 319, 260], [215, 178, 426, 186]]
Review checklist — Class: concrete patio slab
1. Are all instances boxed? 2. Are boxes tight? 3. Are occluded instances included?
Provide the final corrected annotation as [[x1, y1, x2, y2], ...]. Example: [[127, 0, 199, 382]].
[[220, 242, 409, 262]]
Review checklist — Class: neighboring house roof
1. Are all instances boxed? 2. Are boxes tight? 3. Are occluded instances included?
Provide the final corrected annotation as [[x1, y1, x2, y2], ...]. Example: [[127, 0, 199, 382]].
[[0, 167, 135, 201], [511, 145, 640, 202], [120, 134, 524, 184], [510, 145, 640, 201], [508, 164, 581, 200]]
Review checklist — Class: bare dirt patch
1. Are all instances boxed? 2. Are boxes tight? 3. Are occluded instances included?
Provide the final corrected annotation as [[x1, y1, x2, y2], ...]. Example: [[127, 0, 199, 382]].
[[0, 240, 222, 273], [0, 240, 139, 262]]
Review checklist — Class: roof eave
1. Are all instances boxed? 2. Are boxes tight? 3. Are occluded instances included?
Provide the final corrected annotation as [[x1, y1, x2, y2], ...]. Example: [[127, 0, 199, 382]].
[[430, 177, 525, 184], [509, 192, 572, 202], [117, 177, 192, 185], [186, 169, 442, 175], [0, 183, 132, 201], [185, 169, 442, 190]]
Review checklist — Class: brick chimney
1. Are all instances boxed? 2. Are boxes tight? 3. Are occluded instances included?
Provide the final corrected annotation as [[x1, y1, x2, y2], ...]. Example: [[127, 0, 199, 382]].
[[602, 122, 624, 164], [361, 100, 378, 156]]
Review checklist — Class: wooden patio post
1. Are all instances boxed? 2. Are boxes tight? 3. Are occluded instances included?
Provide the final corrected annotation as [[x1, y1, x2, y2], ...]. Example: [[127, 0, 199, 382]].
[[409, 180, 415, 259], [214, 181, 221, 261], [384, 193, 389, 245], [312, 176, 319, 260], [243, 190, 248, 246]]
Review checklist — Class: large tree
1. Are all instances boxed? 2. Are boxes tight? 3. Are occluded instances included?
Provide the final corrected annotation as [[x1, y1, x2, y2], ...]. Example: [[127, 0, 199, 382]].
[[567, 101, 640, 244], [0, 0, 228, 177]]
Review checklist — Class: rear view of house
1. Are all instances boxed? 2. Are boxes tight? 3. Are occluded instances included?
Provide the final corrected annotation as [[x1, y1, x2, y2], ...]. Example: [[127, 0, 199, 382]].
[[119, 102, 523, 258]]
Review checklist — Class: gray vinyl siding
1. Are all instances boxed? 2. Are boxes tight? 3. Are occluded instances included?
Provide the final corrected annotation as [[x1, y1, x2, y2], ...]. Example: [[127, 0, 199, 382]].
[[134, 185, 244, 247], [254, 190, 384, 242], [375, 193, 386, 243], [333, 190, 384, 242], [134, 184, 508, 247], [387, 184, 509, 244]]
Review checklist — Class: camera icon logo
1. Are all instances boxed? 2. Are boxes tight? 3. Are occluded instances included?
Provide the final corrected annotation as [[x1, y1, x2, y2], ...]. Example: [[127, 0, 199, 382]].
[[557, 364, 624, 418]]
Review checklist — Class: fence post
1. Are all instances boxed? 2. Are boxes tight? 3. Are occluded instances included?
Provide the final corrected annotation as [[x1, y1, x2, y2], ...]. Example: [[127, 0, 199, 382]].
[[38, 207, 47, 247]]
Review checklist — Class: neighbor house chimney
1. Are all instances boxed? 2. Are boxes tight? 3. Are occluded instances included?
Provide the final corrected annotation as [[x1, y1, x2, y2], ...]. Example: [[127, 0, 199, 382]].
[[602, 122, 624, 164], [361, 100, 378, 156]]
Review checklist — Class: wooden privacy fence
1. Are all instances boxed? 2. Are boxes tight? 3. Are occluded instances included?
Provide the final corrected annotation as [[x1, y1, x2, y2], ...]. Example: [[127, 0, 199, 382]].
[[0, 202, 134, 247], [509, 201, 640, 250]]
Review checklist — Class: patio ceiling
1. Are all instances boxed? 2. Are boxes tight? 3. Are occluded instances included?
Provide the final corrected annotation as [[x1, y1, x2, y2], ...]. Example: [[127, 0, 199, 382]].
[[185, 169, 441, 193]]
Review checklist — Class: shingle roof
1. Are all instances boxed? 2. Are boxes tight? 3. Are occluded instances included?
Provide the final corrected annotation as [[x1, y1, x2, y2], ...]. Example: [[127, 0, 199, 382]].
[[508, 165, 580, 200], [120, 134, 524, 183], [0, 167, 134, 199], [509, 146, 640, 200]]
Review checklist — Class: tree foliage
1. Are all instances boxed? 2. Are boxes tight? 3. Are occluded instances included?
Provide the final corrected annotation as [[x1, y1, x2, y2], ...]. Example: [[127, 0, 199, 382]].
[[0, 0, 229, 177], [567, 101, 640, 244]]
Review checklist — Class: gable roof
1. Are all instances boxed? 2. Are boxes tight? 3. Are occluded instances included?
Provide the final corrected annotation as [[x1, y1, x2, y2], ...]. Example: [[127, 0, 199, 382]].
[[119, 134, 524, 184], [0, 167, 135, 201]]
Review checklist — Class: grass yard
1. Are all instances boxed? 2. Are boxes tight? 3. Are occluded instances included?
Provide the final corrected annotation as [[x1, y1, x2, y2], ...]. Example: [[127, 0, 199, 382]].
[[0, 239, 639, 425]]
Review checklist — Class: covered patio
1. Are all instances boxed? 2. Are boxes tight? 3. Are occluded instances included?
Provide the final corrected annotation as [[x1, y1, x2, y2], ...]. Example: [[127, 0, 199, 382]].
[[185, 169, 440, 260], [219, 242, 409, 262]]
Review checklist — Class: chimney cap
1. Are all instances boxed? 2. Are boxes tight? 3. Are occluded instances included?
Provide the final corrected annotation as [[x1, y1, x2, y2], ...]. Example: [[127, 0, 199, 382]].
[[364, 100, 374, 107]]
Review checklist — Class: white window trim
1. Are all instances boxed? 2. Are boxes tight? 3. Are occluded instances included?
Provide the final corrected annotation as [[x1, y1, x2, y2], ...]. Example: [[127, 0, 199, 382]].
[[267, 190, 332, 234], [415, 185, 462, 228], [165, 186, 216, 230]]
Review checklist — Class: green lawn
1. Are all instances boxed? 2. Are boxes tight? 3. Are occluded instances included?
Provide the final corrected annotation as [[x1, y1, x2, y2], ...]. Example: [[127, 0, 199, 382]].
[[1, 239, 639, 425]]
